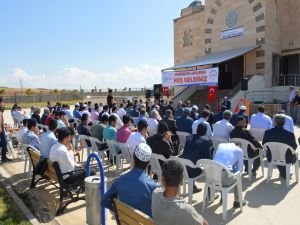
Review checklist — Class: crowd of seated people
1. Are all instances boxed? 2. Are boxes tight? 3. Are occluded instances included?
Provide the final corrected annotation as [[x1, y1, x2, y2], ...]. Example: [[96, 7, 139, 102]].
[[4, 96, 300, 225]]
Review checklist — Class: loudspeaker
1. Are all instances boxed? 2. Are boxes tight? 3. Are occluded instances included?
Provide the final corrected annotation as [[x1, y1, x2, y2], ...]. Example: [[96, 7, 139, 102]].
[[145, 89, 151, 99], [154, 84, 162, 101], [241, 78, 248, 91]]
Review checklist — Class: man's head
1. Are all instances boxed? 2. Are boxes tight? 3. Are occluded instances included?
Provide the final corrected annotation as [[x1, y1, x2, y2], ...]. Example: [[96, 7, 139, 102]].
[[94, 105, 99, 112], [290, 86, 294, 91], [197, 123, 207, 136], [48, 119, 58, 131], [103, 105, 109, 112], [59, 111, 66, 119], [201, 110, 210, 120], [100, 114, 109, 124], [56, 127, 72, 144], [140, 108, 146, 116], [108, 115, 117, 127], [133, 143, 152, 169], [220, 105, 227, 112], [296, 90, 299, 96], [223, 110, 232, 121], [183, 107, 191, 116], [22, 118, 29, 127], [257, 105, 265, 113], [112, 106, 117, 113], [162, 160, 183, 189], [204, 104, 211, 111], [274, 114, 285, 127], [122, 115, 131, 126], [81, 113, 89, 123], [165, 109, 173, 118], [157, 121, 169, 136], [236, 116, 246, 127], [75, 103, 79, 109], [177, 101, 182, 107], [120, 103, 124, 108], [239, 105, 246, 112], [43, 108, 50, 115], [223, 96, 228, 101], [137, 119, 148, 136], [27, 118, 38, 131], [35, 108, 41, 115]]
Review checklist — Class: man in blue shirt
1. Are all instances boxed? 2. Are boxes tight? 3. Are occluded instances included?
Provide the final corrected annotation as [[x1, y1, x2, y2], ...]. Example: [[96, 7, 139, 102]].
[[73, 104, 82, 120], [22, 118, 41, 150], [40, 119, 58, 158], [101, 143, 157, 217]]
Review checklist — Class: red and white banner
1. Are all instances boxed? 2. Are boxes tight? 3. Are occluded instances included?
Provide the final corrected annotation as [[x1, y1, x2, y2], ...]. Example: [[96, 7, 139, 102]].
[[162, 67, 219, 87]]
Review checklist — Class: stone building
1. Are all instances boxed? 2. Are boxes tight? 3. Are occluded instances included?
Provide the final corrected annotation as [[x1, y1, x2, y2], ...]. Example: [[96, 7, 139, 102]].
[[164, 0, 300, 109]]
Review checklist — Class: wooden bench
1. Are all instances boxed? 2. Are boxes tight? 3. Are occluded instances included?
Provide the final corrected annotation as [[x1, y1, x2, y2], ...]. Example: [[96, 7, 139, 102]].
[[27, 147, 85, 215], [113, 198, 156, 225]]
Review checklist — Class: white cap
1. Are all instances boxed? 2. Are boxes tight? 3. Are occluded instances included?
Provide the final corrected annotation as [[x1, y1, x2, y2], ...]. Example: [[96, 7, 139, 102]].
[[134, 143, 152, 162], [192, 105, 198, 111], [240, 105, 247, 110]]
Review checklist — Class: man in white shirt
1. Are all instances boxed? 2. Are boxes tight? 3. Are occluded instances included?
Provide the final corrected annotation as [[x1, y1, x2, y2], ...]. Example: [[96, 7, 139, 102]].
[[57, 111, 67, 128], [214, 142, 246, 208], [250, 105, 272, 130], [117, 103, 126, 120], [49, 127, 94, 183], [40, 119, 58, 158], [192, 110, 212, 138], [111, 106, 123, 129], [213, 110, 234, 140], [126, 120, 148, 156], [17, 119, 28, 144], [63, 105, 74, 120], [273, 110, 294, 133]]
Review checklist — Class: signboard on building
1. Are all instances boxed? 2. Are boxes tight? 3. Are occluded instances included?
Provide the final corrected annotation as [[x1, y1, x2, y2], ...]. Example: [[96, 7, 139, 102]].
[[221, 27, 244, 40], [162, 67, 219, 87]]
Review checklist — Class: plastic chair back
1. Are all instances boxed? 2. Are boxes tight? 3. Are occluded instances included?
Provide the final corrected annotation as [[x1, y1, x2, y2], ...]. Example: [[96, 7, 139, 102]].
[[176, 157, 198, 179], [231, 138, 255, 159], [263, 142, 295, 165], [197, 159, 232, 190], [118, 142, 132, 164], [250, 128, 266, 142], [150, 153, 167, 178], [211, 136, 229, 152]]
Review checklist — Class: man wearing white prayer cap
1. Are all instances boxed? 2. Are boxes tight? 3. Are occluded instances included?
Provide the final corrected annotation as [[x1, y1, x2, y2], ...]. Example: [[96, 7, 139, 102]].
[[101, 143, 157, 217]]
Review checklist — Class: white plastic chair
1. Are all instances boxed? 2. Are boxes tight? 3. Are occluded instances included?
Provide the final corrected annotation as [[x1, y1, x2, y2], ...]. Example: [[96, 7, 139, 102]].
[[176, 157, 203, 204], [149, 153, 167, 184], [106, 139, 124, 176], [211, 136, 229, 155], [250, 128, 266, 142], [197, 159, 243, 221], [118, 142, 133, 168], [263, 142, 299, 188], [231, 138, 264, 181], [176, 131, 190, 155], [89, 136, 108, 161], [79, 135, 93, 161], [6, 133, 15, 159]]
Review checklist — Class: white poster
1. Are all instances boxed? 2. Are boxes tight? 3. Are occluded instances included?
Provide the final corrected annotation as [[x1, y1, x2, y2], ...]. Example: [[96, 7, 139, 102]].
[[162, 67, 219, 87], [221, 27, 245, 40]]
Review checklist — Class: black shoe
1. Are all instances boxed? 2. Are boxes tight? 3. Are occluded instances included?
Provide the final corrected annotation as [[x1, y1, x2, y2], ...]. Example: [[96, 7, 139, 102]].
[[193, 185, 202, 193], [1, 158, 13, 164], [233, 200, 246, 208]]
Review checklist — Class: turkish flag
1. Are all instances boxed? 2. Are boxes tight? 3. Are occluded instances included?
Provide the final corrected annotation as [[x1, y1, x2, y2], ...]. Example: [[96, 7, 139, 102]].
[[163, 86, 170, 97], [207, 86, 218, 102]]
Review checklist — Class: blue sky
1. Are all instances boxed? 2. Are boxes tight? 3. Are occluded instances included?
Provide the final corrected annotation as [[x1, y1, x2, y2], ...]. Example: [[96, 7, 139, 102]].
[[0, 0, 195, 89]]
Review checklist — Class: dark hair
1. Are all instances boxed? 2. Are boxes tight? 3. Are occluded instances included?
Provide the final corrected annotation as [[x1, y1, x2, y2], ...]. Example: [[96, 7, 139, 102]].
[[133, 154, 149, 169], [27, 118, 37, 130], [122, 115, 131, 124], [197, 123, 207, 136], [59, 111, 66, 117], [22, 118, 29, 126], [157, 121, 169, 135], [237, 116, 245, 123], [48, 119, 58, 131], [258, 105, 265, 113], [68, 127, 75, 136], [100, 114, 109, 123], [120, 103, 124, 108], [221, 105, 227, 112], [56, 127, 71, 142], [201, 110, 210, 118], [103, 105, 109, 111], [204, 104, 210, 110], [81, 113, 89, 122], [109, 115, 116, 124], [137, 120, 148, 132], [112, 106, 117, 112], [140, 108, 146, 115], [0, 97, 2, 103], [162, 160, 183, 187], [52, 111, 59, 117], [108, 89, 112, 93], [94, 105, 99, 110]]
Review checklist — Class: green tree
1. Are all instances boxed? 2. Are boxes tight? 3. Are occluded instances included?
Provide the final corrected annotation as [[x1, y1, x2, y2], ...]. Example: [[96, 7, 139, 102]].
[[0, 89, 5, 96]]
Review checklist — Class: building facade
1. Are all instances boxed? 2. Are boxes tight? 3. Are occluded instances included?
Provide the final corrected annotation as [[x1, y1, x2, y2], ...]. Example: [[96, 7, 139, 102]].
[[172, 0, 300, 90]]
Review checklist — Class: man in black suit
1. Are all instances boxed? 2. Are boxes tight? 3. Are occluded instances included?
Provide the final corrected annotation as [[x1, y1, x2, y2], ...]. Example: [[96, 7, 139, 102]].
[[230, 116, 262, 176], [263, 114, 298, 179], [180, 123, 213, 191], [176, 108, 193, 134], [213, 105, 227, 124], [163, 109, 176, 134]]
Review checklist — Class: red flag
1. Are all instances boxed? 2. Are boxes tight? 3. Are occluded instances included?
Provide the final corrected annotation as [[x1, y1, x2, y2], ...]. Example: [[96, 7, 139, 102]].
[[208, 86, 218, 102], [163, 86, 170, 98]]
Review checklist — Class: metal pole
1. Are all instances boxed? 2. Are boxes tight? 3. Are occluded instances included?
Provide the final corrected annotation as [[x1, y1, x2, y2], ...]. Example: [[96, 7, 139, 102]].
[[86, 153, 106, 225]]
